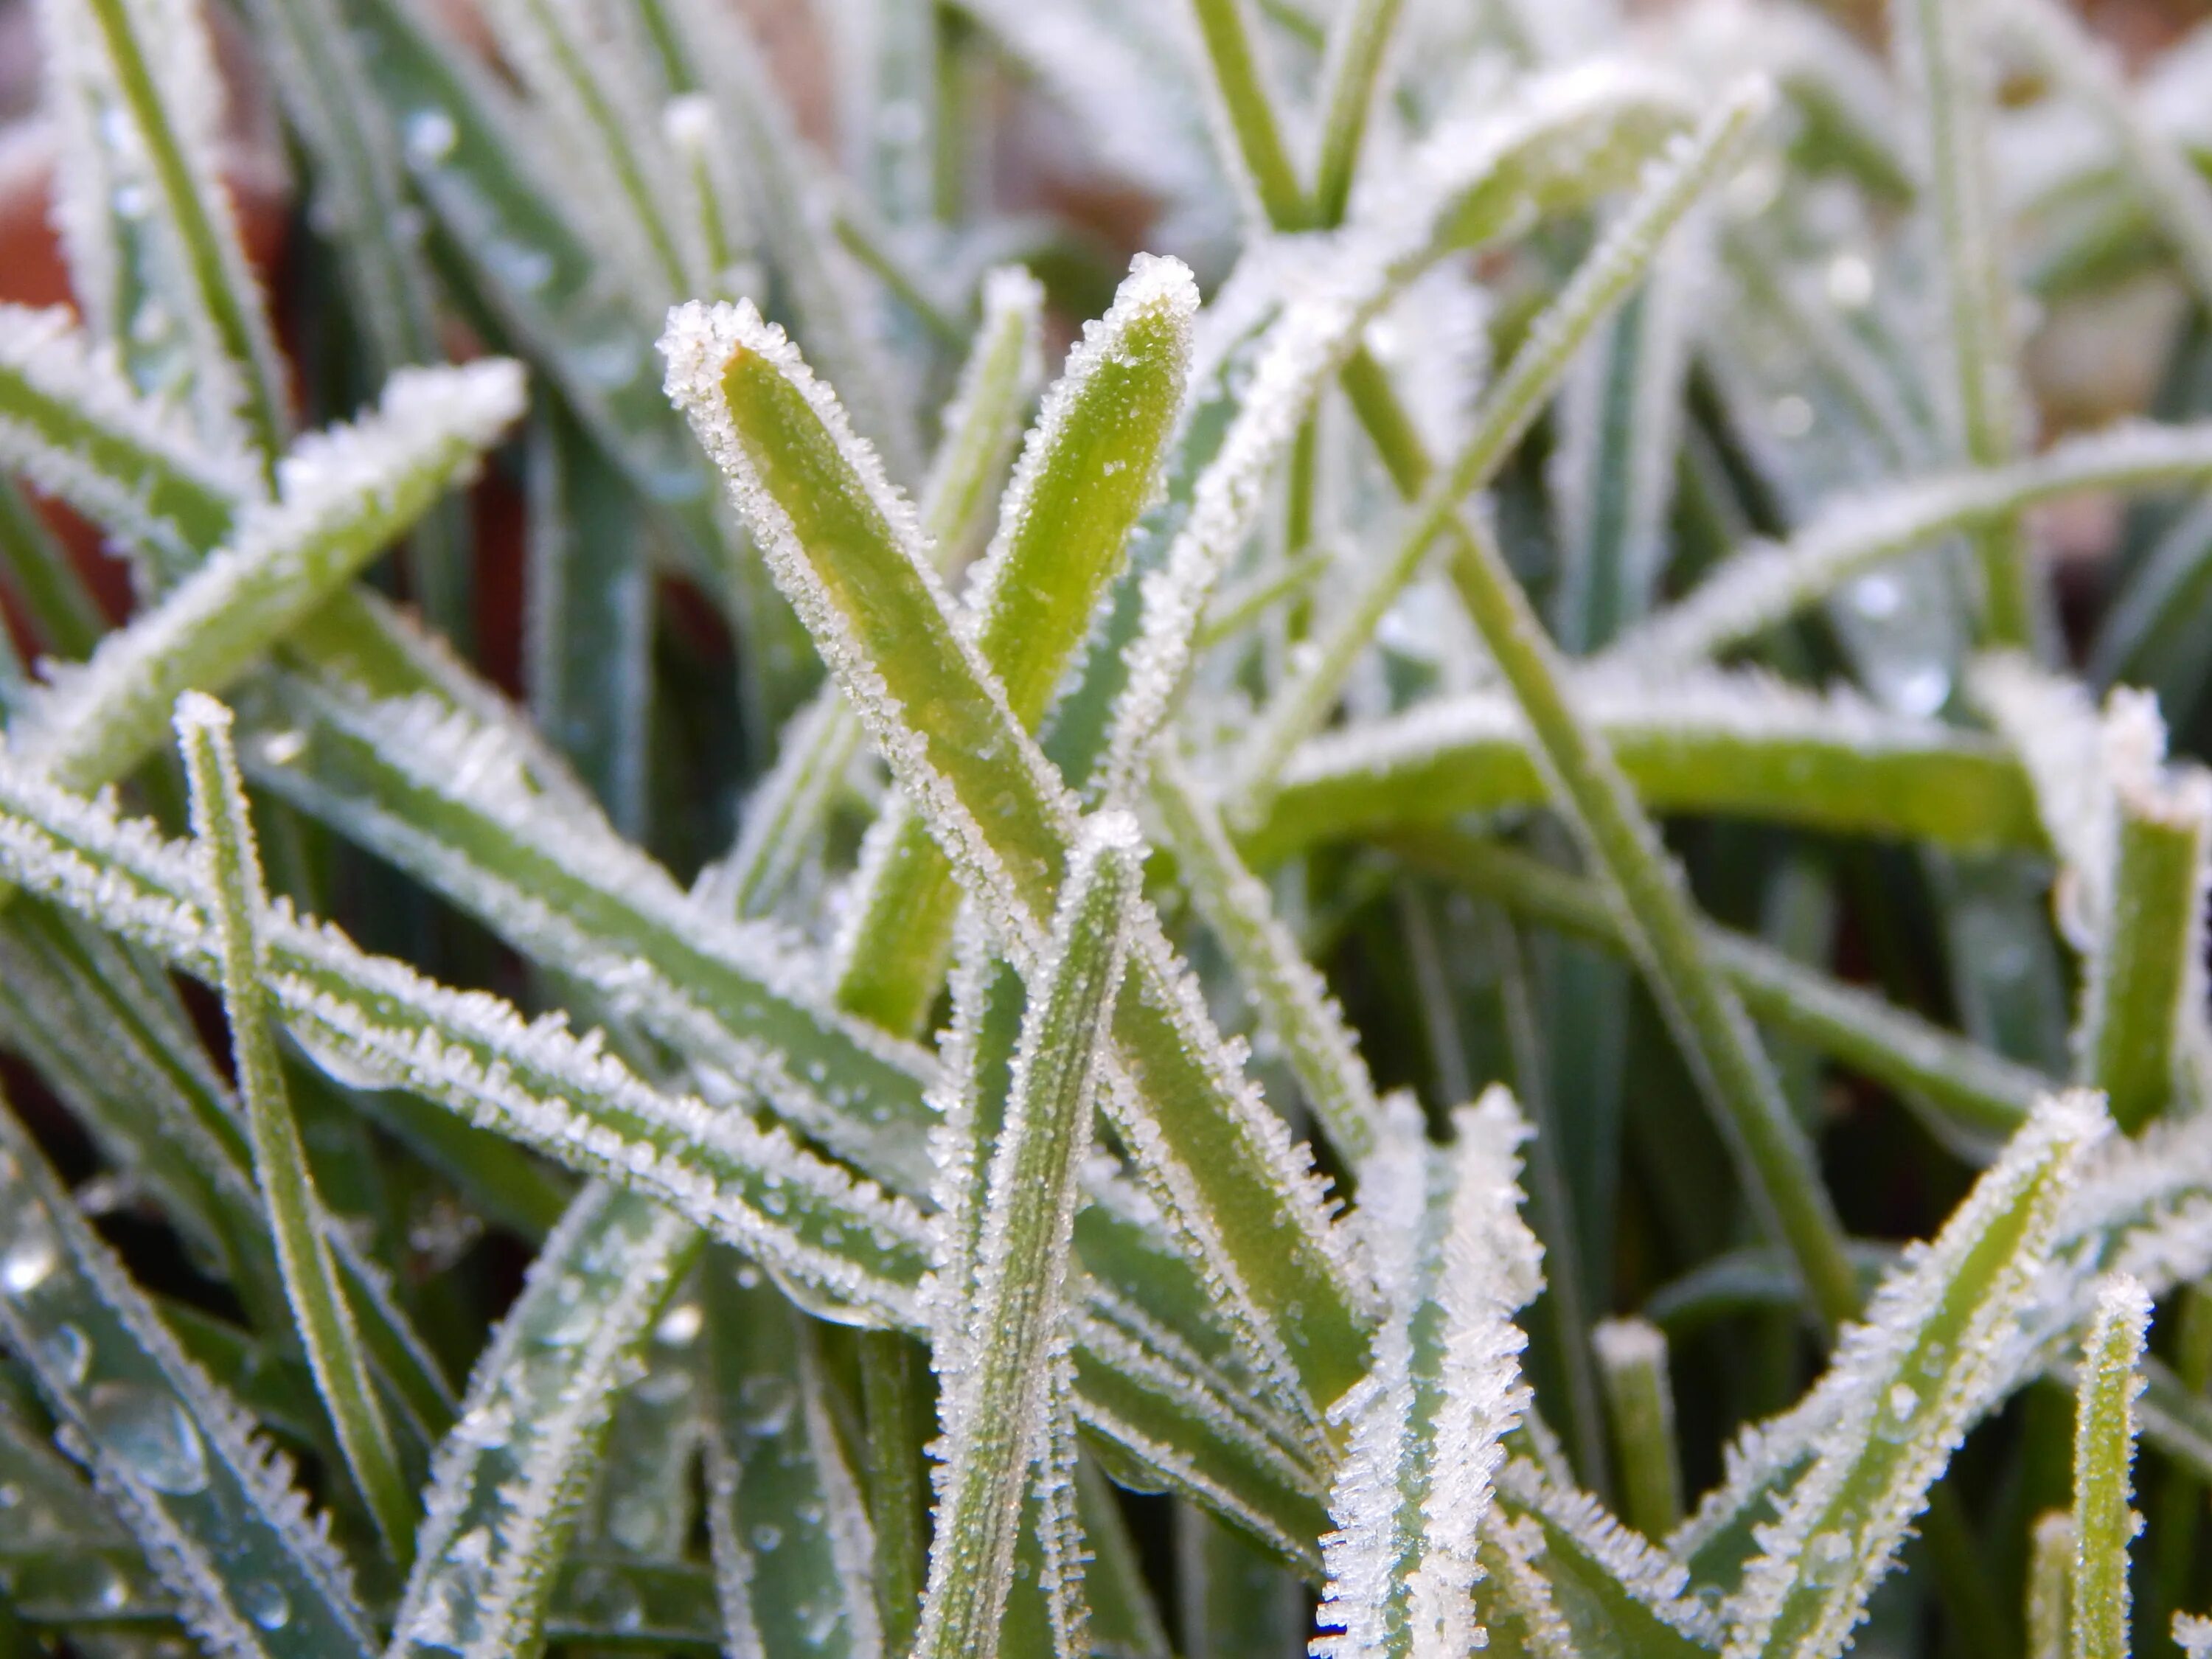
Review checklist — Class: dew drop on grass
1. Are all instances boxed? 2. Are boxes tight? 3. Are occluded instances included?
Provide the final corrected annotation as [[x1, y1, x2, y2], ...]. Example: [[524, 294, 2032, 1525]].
[[83, 1384, 209, 1496], [241, 1580, 291, 1631], [40, 1324, 91, 1390], [0, 1211, 58, 1295], [1807, 1529, 1854, 1586]]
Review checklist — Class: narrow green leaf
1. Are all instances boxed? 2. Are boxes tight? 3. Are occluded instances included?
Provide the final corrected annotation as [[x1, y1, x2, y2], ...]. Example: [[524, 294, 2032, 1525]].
[[2031, 1512, 2075, 1659], [36, 0, 288, 456], [1721, 1092, 2109, 1659], [1593, 1317, 1683, 1541], [832, 252, 1195, 1035], [858, 1329, 930, 1654], [8, 360, 525, 795], [1175, 1498, 1308, 1659], [1185, 0, 1309, 227], [917, 813, 1142, 1659], [2071, 1274, 2152, 1659], [390, 1184, 699, 1659], [0, 475, 108, 661], [1307, 0, 1405, 227], [175, 692, 417, 1564], [662, 293, 1370, 1420], [702, 1255, 883, 1659], [0, 1098, 379, 1659], [1615, 422, 2212, 671]]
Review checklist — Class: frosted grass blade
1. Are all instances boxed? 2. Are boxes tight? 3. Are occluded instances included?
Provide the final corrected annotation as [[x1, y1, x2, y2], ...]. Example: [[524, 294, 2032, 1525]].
[[35, 0, 288, 456], [175, 694, 416, 1562], [0, 305, 253, 575], [916, 814, 1142, 1659], [0, 475, 107, 661], [523, 401, 654, 837], [832, 254, 1195, 1034], [1186, 0, 1309, 228], [0, 1099, 378, 1659], [2071, 1275, 2151, 1659], [1613, 423, 2212, 671], [390, 1184, 699, 1659], [1239, 672, 2048, 865], [1593, 1318, 1683, 1540], [1152, 754, 1384, 1166], [2030, 1512, 2073, 1659], [1721, 1092, 2109, 1659], [1895, 0, 2036, 646], [7, 360, 526, 795], [1308, 0, 1406, 227], [661, 296, 1369, 1422], [1232, 87, 1771, 802], [702, 1256, 883, 1659]]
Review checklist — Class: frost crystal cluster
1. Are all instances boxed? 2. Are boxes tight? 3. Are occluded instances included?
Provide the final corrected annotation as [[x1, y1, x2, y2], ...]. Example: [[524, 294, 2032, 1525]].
[[6, 0, 2212, 1653]]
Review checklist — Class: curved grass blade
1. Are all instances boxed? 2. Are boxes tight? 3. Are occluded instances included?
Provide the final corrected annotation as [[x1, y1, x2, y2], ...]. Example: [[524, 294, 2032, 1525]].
[[8, 359, 526, 795], [661, 296, 1369, 1423], [0, 1097, 378, 1659], [1239, 672, 2048, 866], [1720, 1091, 2110, 1659], [35, 0, 288, 457], [2072, 1275, 2151, 1659], [176, 693, 416, 1564], [832, 253, 1196, 1035], [702, 1254, 883, 1659], [389, 1183, 699, 1659], [916, 814, 1142, 1659]]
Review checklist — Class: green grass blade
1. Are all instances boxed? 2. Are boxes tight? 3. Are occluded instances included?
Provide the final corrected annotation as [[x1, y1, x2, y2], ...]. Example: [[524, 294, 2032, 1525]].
[[1307, 0, 1405, 227], [662, 295, 1370, 1422], [175, 693, 417, 1564], [1185, 0, 1309, 228], [8, 360, 524, 795], [0, 476, 107, 661], [702, 1255, 883, 1659], [1239, 672, 2048, 865], [0, 1098, 379, 1659], [2031, 1512, 2075, 1659], [390, 1184, 699, 1659], [1615, 422, 2212, 671], [36, 0, 288, 457], [0, 305, 251, 574], [1232, 87, 1772, 804], [858, 1329, 930, 1654], [916, 814, 1142, 1659], [1152, 754, 1384, 1166], [1721, 1092, 2109, 1659], [2071, 1275, 2151, 1659], [1593, 1317, 1684, 1541], [831, 253, 1194, 1034]]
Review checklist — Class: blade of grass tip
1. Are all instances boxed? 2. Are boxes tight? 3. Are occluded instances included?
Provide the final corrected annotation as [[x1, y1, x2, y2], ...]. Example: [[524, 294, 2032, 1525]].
[[175, 692, 416, 1565], [704, 267, 1041, 922], [2073, 1275, 2152, 1659], [6, 359, 526, 798], [1231, 86, 1773, 810], [830, 252, 1194, 1035], [839, 0, 938, 229], [0, 305, 253, 579], [1893, 0, 2039, 649], [523, 400, 655, 839], [0, 1096, 379, 1659], [1610, 422, 2212, 672], [661, 95, 746, 300], [2004, 0, 2212, 310], [1592, 1318, 1683, 1541], [1721, 1091, 2110, 1659], [915, 813, 1142, 1659], [392, 1185, 700, 1659], [702, 1256, 884, 1659], [1307, 0, 1405, 227], [1151, 754, 1384, 1168], [662, 293, 1370, 1427], [35, 0, 288, 461], [0, 475, 107, 660], [2030, 1512, 2075, 1659], [1184, 0, 1310, 228], [2079, 762, 2211, 1134]]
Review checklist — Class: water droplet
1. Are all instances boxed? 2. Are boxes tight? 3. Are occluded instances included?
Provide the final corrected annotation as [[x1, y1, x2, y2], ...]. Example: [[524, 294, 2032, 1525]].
[[737, 1374, 796, 1438], [0, 1482, 19, 1508], [84, 1384, 209, 1495], [1770, 394, 1815, 438], [40, 1324, 91, 1390], [654, 1301, 703, 1347], [241, 1580, 291, 1631], [1887, 664, 1951, 718], [406, 108, 458, 164], [1, 1211, 59, 1295], [749, 1523, 782, 1552], [1849, 574, 1902, 620], [94, 1561, 131, 1610], [1806, 1528, 1854, 1586], [258, 729, 307, 765], [1825, 254, 1874, 310], [608, 1496, 664, 1555]]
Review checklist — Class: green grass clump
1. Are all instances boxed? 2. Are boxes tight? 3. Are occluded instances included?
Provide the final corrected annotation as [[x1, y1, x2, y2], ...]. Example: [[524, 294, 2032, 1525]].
[[8, 0, 2212, 1653]]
